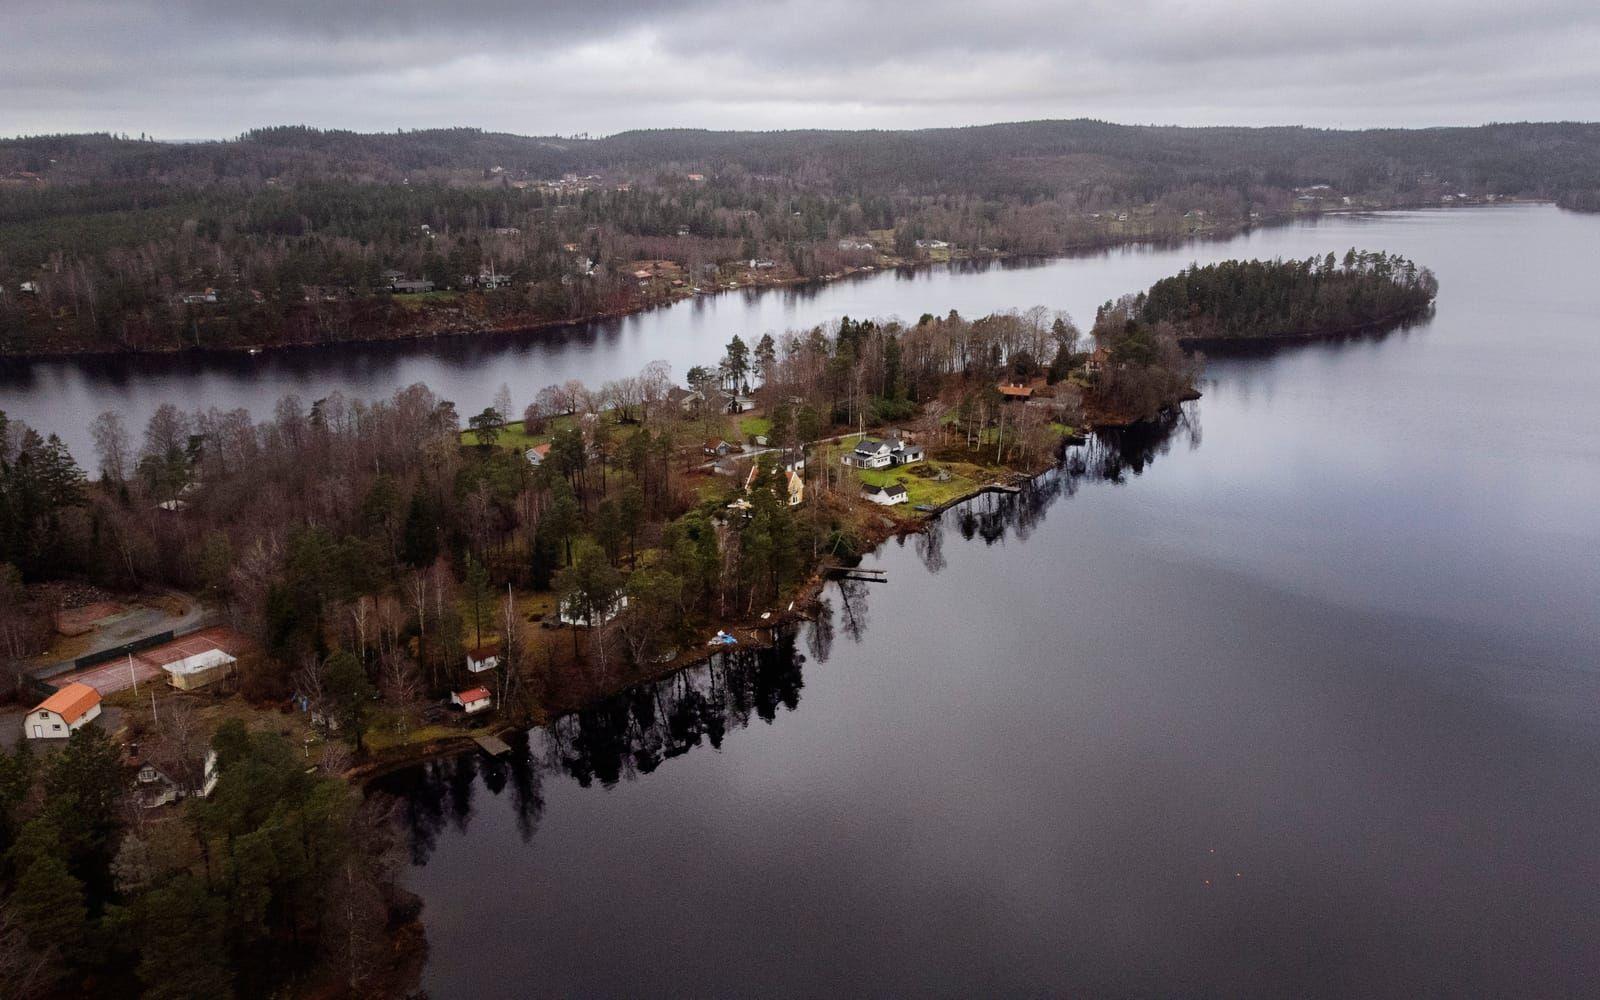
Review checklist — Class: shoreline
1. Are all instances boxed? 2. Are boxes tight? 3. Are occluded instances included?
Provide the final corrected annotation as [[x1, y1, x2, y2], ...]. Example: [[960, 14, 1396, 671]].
[[0, 201, 1506, 363], [352, 452, 1066, 785]]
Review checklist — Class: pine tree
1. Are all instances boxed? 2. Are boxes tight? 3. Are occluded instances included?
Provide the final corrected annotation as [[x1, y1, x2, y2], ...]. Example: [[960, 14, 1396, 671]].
[[10, 853, 88, 952]]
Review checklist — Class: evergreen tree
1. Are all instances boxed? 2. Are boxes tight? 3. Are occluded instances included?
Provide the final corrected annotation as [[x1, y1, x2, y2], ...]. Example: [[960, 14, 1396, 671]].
[[401, 489, 441, 568], [10, 852, 88, 952], [325, 652, 375, 751], [135, 875, 235, 1000]]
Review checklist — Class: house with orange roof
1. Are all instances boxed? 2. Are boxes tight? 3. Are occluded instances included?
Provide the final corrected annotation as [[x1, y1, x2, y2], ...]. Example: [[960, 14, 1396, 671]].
[[452, 688, 493, 715], [25, 682, 103, 740]]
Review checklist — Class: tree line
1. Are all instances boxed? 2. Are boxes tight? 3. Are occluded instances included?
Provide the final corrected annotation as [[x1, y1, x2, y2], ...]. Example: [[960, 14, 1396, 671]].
[[1126, 250, 1438, 341], [3, 119, 1577, 354]]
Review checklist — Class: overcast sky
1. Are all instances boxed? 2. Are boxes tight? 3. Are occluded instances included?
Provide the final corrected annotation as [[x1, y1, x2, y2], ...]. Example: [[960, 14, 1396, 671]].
[[5, 0, 1599, 138]]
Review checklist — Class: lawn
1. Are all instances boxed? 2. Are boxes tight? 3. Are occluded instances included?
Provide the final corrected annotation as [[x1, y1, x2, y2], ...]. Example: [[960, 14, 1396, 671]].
[[738, 415, 772, 440], [460, 413, 585, 450], [824, 434, 997, 510]]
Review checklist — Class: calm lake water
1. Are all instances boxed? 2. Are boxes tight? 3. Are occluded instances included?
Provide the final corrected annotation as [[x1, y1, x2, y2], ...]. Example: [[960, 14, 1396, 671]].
[[8, 206, 1596, 995], [370, 205, 1600, 998]]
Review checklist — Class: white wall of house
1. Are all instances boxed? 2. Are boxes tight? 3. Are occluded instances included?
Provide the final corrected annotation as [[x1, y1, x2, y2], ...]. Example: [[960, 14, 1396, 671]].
[[24, 702, 100, 740]]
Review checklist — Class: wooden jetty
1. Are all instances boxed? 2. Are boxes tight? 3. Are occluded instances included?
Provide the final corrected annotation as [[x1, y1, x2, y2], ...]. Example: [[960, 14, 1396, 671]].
[[473, 734, 512, 757], [832, 566, 889, 583]]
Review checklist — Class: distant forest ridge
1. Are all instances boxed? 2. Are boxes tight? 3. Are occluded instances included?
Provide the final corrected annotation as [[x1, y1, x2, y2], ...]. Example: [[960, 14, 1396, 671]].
[[0, 119, 1591, 357], [5, 119, 1600, 197]]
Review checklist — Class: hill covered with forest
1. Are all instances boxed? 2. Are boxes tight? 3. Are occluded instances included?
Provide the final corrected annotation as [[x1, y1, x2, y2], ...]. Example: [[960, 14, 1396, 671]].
[[0, 119, 1589, 355]]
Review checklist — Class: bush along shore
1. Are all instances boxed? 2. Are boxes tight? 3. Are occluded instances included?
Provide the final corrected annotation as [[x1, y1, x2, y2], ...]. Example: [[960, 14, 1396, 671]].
[[0, 252, 1429, 996]]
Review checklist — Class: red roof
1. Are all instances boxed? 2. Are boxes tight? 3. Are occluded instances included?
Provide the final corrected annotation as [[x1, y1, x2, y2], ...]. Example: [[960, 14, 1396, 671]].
[[457, 688, 491, 703], [529, 443, 551, 458], [997, 383, 1034, 398], [35, 682, 101, 724]]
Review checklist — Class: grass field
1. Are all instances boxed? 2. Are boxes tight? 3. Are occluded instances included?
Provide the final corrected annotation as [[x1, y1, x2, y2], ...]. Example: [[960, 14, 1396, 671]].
[[823, 434, 1006, 510], [460, 413, 585, 450], [738, 415, 772, 440]]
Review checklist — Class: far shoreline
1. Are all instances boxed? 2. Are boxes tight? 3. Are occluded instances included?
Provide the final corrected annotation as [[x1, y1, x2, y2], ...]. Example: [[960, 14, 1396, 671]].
[[0, 200, 1517, 363]]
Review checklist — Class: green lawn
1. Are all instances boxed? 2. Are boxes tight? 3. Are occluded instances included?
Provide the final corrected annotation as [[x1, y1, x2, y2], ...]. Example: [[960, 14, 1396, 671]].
[[856, 463, 986, 509], [817, 435, 986, 510], [461, 413, 585, 450], [739, 415, 772, 439]]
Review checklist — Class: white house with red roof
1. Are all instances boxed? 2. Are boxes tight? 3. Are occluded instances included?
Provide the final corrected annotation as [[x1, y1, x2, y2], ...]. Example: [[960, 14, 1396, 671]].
[[452, 688, 493, 715], [25, 682, 103, 740]]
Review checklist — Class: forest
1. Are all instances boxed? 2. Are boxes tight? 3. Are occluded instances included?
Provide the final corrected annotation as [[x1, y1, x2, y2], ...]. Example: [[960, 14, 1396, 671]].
[[1120, 250, 1439, 342], [0, 119, 1583, 354]]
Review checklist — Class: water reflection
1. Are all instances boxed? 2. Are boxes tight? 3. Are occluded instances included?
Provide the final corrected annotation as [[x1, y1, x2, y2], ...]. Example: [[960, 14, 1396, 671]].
[[372, 417, 1190, 866]]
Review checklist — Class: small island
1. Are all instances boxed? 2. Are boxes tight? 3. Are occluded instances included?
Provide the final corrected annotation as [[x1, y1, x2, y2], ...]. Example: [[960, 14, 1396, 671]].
[[1108, 250, 1438, 347]]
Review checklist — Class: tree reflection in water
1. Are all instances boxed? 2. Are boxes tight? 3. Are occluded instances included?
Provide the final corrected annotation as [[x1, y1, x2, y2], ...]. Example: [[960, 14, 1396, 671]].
[[372, 412, 1193, 865]]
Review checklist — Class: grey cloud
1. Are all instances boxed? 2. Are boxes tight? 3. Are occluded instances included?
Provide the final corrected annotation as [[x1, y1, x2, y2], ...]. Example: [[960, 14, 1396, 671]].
[[2, 0, 1597, 137]]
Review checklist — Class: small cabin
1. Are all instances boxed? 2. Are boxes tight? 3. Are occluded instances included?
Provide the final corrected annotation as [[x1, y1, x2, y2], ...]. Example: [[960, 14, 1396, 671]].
[[862, 483, 909, 506], [160, 647, 236, 691], [525, 443, 551, 466], [452, 688, 493, 715], [25, 682, 102, 740], [466, 645, 501, 674], [559, 592, 629, 627]]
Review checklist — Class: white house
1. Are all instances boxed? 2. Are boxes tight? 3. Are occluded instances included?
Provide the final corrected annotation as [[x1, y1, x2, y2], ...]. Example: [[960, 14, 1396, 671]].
[[844, 437, 922, 469], [559, 592, 629, 627], [888, 438, 925, 465], [525, 442, 551, 466], [466, 645, 501, 673], [25, 682, 102, 740], [862, 483, 909, 506], [842, 438, 895, 469], [452, 688, 493, 715], [133, 748, 219, 809]]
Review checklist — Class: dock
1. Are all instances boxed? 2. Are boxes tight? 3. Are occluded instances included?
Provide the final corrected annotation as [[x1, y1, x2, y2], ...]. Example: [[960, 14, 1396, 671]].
[[832, 567, 889, 583], [474, 734, 512, 757]]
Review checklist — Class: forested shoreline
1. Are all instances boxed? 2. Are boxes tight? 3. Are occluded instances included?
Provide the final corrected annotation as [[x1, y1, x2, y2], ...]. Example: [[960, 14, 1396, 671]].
[[1099, 251, 1437, 348], [0, 119, 1576, 356], [1, 244, 1432, 994]]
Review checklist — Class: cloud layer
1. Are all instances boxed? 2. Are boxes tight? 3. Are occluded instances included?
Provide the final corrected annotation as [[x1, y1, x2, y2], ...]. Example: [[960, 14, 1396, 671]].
[[5, 0, 1599, 137]]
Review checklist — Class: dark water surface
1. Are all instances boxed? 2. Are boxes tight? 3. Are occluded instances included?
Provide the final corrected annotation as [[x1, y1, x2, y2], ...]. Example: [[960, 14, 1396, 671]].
[[367, 205, 1600, 997]]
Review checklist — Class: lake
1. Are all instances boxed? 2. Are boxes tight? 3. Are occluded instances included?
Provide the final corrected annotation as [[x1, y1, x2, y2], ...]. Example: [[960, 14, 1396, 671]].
[[365, 204, 1600, 997], [9, 204, 1597, 996]]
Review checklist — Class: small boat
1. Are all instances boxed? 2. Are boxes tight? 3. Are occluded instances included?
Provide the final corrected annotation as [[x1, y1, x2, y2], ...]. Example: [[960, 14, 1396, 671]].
[[246, 347, 262, 356]]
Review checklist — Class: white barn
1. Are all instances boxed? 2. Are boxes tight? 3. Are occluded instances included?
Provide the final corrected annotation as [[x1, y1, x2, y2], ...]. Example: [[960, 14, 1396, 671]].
[[25, 682, 102, 740]]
